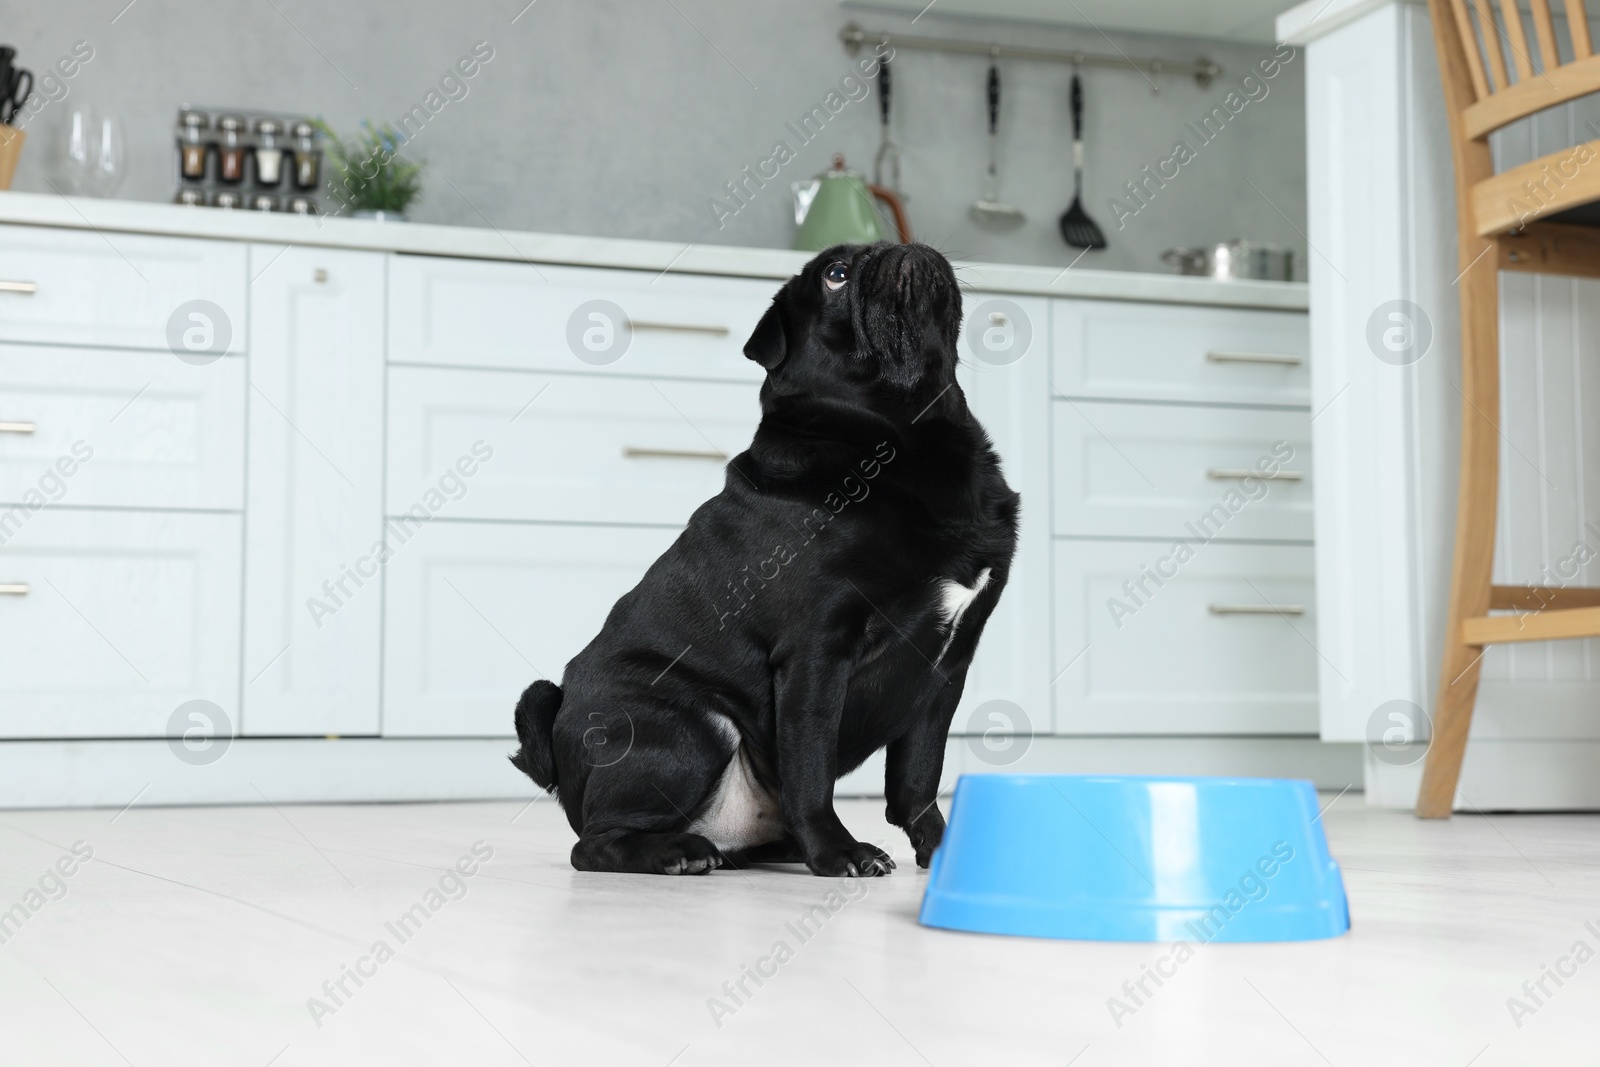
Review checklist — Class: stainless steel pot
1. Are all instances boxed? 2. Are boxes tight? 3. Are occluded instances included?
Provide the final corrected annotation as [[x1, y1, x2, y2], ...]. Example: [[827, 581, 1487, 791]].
[[1161, 240, 1296, 281]]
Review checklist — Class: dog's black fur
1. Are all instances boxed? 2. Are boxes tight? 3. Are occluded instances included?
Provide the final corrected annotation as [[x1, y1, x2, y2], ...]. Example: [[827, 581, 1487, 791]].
[[510, 242, 1019, 877]]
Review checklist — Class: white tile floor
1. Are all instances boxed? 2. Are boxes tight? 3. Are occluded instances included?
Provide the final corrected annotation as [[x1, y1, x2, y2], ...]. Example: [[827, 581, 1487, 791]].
[[0, 793, 1595, 1066]]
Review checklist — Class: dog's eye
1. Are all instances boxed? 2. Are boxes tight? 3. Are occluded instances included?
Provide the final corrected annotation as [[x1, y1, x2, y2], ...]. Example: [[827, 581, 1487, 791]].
[[823, 261, 850, 291]]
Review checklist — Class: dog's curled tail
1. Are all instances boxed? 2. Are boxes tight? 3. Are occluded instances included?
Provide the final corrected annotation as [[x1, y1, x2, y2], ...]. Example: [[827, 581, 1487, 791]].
[[509, 680, 563, 792]]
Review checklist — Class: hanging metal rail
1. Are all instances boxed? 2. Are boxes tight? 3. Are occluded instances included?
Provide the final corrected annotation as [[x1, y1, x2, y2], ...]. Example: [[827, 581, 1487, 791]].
[[839, 21, 1221, 88]]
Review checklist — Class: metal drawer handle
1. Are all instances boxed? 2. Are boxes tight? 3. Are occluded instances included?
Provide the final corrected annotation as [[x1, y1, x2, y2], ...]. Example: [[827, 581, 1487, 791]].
[[0, 583, 29, 596], [1206, 350, 1303, 366], [627, 319, 731, 337], [0, 420, 36, 434], [1209, 603, 1305, 616], [0, 281, 38, 295], [623, 446, 728, 461], [1207, 467, 1303, 481]]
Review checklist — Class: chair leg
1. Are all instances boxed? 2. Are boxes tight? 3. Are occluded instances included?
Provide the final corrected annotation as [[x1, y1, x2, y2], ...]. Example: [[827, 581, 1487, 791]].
[[1417, 238, 1501, 819]]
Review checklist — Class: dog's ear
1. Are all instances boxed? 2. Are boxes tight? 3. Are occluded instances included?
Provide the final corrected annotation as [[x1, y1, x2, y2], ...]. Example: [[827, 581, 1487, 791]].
[[743, 301, 787, 370]]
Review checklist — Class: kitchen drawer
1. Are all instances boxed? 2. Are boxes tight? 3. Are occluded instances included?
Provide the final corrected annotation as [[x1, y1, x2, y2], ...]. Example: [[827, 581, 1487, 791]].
[[0, 344, 245, 510], [1053, 299, 1308, 406], [382, 521, 680, 736], [387, 255, 768, 381], [1053, 400, 1311, 541], [1053, 540, 1317, 735], [0, 510, 242, 738], [387, 366, 758, 526], [0, 224, 247, 352]]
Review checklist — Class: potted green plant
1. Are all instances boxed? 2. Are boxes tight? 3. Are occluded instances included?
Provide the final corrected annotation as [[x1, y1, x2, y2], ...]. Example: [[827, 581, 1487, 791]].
[[313, 118, 423, 221]]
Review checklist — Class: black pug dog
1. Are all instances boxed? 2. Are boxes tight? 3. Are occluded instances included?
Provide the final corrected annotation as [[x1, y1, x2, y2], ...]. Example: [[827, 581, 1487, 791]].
[[510, 242, 1019, 877]]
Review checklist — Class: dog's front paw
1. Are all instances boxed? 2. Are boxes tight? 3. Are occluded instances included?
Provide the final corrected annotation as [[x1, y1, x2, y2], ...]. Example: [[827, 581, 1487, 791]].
[[887, 803, 945, 868], [805, 839, 896, 878], [909, 817, 944, 869]]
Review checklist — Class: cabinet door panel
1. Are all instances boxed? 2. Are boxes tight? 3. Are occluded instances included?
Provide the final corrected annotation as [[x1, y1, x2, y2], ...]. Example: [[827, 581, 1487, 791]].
[[1054, 299, 1309, 406], [1052, 401, 1312, 541], [952, 296, 1054, 743], [387, 367, 758, 526], [383, 522, 678, 736], [0, 344, 244, 511], [0, 510, 241, 737], [1054, 540, 1318, 735], [388, 256, 769, 381], [242, 246, 385, 735], [0, 224, 246, 352]]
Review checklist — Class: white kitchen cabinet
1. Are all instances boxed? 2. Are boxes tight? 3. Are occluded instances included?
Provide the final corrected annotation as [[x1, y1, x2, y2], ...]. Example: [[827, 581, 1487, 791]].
[[386, 366, 759, 527], [1053, 299, 1309, 407], [1283, 0, 1600, 808], [241, 246, 385, 736], [0, 197, 1339, 802], [1048, 292, 1316, 738], [1051, 400, 1313, 542], [0, 510, 242, 737], [382, 521, 680, 736], [387, 255, 768, 381], [0, 223, 247, 352], [0, 344, 244, 511], [1053, 540, 1318, 735], [953, 296, 1054, 735]]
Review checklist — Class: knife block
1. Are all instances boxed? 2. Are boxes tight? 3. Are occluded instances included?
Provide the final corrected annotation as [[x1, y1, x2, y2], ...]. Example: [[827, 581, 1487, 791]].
[[0, 125, 23, 190]]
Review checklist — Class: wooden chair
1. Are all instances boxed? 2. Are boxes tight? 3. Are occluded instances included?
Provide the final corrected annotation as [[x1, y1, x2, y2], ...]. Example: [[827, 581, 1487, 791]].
[[1421, 0, 1600, 816]]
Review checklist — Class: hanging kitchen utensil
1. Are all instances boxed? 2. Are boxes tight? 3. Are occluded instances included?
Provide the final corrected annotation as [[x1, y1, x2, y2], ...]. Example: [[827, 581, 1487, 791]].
[[873, 54, 905, 200], [969, 61, 1024, 230], [1059, 72, 1106, 250]]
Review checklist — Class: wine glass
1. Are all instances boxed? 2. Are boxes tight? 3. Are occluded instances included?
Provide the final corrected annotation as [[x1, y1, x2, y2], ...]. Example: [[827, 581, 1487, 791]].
[[88, 116, 125, 197], [55, 105, 95, 195], [53, 108, 126, 198]]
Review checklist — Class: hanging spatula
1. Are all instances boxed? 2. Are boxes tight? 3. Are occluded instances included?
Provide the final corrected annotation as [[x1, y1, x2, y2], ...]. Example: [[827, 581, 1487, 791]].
[[1059, 73, 1107, 250]]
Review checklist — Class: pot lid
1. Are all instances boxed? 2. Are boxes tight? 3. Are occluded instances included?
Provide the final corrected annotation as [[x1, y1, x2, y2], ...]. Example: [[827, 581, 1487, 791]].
[[1212, 238, 1294, 253]]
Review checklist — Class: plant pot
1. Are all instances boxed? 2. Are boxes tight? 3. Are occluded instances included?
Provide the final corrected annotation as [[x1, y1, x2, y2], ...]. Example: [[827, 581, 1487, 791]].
[[352, 209, 407, 222], [0, 126, 25, 191]]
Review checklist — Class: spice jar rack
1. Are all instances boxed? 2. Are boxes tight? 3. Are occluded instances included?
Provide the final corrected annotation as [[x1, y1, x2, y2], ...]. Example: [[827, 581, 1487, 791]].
[[174, 106, 322, 214]]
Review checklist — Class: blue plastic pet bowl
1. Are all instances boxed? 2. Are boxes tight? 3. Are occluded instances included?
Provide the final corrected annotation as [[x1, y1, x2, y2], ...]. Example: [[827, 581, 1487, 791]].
[[919, 774, 1349, 942]]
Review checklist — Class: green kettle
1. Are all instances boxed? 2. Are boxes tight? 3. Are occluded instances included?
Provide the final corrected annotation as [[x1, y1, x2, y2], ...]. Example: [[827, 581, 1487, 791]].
[[792, 154, 911, 251]]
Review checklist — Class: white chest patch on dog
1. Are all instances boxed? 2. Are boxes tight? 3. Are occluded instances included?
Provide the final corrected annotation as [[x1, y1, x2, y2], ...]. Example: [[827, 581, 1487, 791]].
[[688, 719, 784, 851], [933, 567, 992, 666]]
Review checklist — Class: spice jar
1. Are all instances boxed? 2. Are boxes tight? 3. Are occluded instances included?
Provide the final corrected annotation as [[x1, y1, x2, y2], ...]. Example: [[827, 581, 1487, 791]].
[[177, 110, 210, 181], [287, 196, 317, 216], [253, 119, 285, 187], [212, 190, 243, 210], [216, 115, 247, 183], [291, 121, 321, 190], [174, 187, 206, 206], [250, 194, 279, 212]]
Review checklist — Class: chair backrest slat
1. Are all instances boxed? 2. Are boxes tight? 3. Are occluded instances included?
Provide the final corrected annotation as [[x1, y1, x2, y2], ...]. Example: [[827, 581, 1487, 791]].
[[1448, 0, 1600, 137], [1474, 0, 1513, 89], [1530, 0, 1562, 70], [1451, 0, 1494, 97], [1499, 0, 1535, 78], [1567, 0, 1593, 59]]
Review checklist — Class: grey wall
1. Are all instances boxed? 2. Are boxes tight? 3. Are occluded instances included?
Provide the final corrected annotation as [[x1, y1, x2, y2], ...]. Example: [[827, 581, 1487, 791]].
[[4, 1, 1307, 274]]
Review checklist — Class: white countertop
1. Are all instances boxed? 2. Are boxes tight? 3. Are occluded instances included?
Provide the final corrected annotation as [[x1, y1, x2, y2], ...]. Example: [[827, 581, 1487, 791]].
[[0, 191, 1307, 311]]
